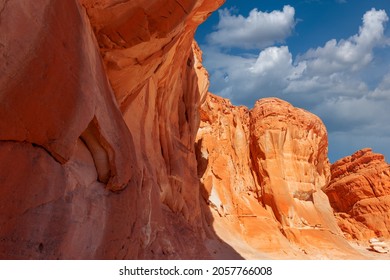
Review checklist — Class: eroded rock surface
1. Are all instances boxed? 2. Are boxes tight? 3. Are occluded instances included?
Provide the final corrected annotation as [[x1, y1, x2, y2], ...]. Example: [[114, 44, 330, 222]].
[[324, 148, 390, 240], [196, 95, 359, 258], [0, 0, 223, 259]]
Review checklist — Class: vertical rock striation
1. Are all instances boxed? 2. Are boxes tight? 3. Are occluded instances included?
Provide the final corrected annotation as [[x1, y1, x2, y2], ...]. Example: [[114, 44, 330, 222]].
[[196, 95, 359, 258], [250, 98, 339, 241]]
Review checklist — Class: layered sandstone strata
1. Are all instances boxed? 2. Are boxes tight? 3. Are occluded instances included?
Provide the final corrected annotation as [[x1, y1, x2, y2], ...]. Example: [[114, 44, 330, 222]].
[[324, 148, 390, 240]]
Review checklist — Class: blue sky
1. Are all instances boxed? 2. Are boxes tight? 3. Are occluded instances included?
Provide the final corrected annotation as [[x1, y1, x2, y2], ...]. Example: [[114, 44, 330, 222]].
[[195, 0, 390, 162]]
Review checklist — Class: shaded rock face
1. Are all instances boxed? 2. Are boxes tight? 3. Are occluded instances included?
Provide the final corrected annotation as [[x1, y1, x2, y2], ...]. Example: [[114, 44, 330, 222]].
[[196, 95, 357, 258], [0, 0, 135, 191], [0, 0, 223, 259], [324, 148, 390, 240]]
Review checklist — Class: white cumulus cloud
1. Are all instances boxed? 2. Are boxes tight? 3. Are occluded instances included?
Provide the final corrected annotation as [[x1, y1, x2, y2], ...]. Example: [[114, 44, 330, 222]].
[[369, 73, 390, 100], [204, 8, 389, 106], [202, 7, 390, 161], [250, 46, 293, 76], [206, 5, 296, 49], [299, 8, 388, 75]]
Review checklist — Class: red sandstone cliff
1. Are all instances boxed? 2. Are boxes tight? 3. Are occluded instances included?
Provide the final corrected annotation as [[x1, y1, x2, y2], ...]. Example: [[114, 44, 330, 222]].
[[0, 0, 223, 259], [1, 0, 389, 260], [196, 94, 362, 258], [324, 148, 390, 241]]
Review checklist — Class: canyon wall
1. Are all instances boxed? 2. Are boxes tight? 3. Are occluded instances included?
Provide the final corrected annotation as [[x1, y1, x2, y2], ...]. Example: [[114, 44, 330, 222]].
[[196, 94, 361, 258], [0, 0, 223, 259], [1, 0, 389, 260]]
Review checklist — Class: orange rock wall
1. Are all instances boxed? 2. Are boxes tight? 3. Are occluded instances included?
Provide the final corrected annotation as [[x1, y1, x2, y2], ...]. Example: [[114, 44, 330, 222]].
[[196, 95, 358, 258], [324, 148, 390, 240], [0, 0, 223, 259]]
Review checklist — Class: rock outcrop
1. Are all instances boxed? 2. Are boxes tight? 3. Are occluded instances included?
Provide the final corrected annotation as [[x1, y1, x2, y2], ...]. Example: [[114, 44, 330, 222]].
[[196, 94, 360, 258], [324, 148, 390, 240]]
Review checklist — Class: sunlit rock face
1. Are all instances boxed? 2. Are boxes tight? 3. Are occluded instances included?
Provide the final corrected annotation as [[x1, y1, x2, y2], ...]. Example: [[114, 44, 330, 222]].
[[196, 95, 361, 259], [324, 148, 390, 240], [249, 98, 342, 242], [0, 0, 223, 259]]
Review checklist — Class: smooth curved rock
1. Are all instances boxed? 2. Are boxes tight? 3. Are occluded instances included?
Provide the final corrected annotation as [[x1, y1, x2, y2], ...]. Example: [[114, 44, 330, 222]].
[[0, 0, 224, 259], [0, 0, 135, 191]]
